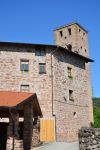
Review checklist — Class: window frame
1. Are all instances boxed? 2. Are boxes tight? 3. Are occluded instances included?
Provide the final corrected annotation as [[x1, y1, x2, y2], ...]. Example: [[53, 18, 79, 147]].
[[20, 85, 30, 92], [20, 59, 29, 72], [68, 28, 71, 35], [67, 67, 72, 78], [59, 30, 63, 38], [35, 49, 46, 56], [39, 63, 46, 74], [69, 90, 74, 101]]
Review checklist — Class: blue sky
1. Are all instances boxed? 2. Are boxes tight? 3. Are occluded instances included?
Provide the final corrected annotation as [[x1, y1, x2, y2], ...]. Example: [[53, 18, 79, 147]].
[[0, 0, 100, 97]]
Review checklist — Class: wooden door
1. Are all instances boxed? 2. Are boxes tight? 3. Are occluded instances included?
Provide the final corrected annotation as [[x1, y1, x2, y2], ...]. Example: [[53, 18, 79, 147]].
[[40, 118, 55, 142]]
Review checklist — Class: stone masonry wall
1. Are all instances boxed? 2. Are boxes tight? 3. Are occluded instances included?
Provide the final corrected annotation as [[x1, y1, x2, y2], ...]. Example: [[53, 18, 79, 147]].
[[79, 128, 100, 150], [53, 50, 92, 141], [54, 23, 89, 58], [0, 45, 92, 142], [32, 118, 40, 147], [0, 46, 53, 117]]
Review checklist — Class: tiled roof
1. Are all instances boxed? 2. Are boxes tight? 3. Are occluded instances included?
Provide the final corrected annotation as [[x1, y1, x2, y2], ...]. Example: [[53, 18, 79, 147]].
[[0, 91, 33, 107], [0, 91, 42, 117]]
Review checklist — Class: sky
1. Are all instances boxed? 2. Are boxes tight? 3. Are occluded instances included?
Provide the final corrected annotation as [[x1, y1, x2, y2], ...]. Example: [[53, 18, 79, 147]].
[[0, 0, 100, 97]]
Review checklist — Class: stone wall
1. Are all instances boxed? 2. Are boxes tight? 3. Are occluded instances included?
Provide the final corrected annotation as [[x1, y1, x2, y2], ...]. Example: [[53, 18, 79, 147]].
[[32, 118, 40, 147], [7, 138, 23, 150], [54, 23, 89, 57], [79, 128, 100, 150], [0, 46, 52, 118], [0, 44, 93, 142], [53, 50, 91, 141]]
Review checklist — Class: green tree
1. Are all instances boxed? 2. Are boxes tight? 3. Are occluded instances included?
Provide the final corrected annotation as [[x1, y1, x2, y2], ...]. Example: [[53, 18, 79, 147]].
[[92, 108, 100, 128], [91, 97, 100, 128]]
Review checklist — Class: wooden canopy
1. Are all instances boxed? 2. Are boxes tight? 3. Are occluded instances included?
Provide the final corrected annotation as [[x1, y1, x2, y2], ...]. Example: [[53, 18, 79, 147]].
[[0, 91, 42, 118]]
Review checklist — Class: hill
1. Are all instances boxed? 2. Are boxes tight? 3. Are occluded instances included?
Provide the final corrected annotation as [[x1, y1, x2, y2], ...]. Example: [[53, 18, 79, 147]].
[[92, 97, 100, 128], [93, 97, 100, 108]]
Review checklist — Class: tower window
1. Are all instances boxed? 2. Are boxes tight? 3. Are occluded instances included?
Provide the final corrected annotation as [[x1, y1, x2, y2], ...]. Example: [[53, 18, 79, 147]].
[[69, 90, 74, 101], [67, 67, 72, 77], [79, 29, 81, 32], [68, 28, 71, 35], [83, 32, 85, 36], [59, 31, 63, 37], [39, 63, 46, 74], [67, 44, 72, 51], [85, 49, 87, 53]]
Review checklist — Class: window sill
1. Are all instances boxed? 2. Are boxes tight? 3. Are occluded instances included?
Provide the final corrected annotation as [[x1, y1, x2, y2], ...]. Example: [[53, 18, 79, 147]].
[[21, 71, 29, 73], [39, 72, 46, 74]]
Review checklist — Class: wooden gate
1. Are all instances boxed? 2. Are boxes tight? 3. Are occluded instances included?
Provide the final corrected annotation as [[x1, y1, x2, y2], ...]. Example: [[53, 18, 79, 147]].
[[40, 118, 55, 142]]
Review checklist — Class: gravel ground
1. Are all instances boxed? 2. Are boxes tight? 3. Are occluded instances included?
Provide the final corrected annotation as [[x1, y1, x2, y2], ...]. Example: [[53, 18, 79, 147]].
[[32, 142, 79, 150]]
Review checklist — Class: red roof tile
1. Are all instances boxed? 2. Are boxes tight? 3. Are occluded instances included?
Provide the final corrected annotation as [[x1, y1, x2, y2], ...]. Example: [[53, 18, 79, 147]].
[[0, 91, 33, 107]]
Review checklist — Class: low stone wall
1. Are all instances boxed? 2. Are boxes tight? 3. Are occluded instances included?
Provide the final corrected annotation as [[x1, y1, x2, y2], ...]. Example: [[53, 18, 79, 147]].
[[79, 127, 100, 150], [32, 118, 41, 147], [6, 138, 23, 150]]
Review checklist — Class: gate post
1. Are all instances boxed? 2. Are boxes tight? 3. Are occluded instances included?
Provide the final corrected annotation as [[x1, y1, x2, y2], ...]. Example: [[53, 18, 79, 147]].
[[23, 101, 33, 150]]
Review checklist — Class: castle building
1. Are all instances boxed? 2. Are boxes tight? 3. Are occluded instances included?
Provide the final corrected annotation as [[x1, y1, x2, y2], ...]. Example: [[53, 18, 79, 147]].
[[0, 23, 94, 149]]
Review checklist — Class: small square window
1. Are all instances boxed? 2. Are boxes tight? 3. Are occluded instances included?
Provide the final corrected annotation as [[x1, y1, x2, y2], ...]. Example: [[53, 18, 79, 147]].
[[35, 49, 46, 56], [20, 85, 29, 92], [69, 90, 74, 101], [39, 63, 46, 74], [21, 60, 29, 72], [67, 67, 72, 77]]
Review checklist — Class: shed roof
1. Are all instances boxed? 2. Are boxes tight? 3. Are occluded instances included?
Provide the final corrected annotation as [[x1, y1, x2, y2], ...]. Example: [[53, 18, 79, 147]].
[[0, 91, 42, 117]]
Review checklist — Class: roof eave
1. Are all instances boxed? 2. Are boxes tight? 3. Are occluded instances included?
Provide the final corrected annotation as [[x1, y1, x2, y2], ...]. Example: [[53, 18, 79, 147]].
[[58, 46, 94, 63], [0, 41, 94, 62], [53, 22, 88, 33]]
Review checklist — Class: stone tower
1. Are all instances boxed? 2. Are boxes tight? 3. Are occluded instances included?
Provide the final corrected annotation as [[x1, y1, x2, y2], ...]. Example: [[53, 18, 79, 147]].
[[54, 22, 89, 57], [54, 22, 94, 123]]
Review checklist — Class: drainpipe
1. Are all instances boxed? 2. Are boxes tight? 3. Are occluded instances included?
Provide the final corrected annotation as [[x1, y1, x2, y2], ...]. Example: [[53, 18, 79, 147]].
[[50, 46, 59, 116], [50, 46, 59, 141]]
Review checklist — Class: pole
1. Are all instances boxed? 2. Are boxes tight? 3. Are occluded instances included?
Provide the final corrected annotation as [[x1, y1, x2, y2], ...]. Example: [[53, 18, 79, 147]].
[[9, 109, 15, 150], [50, 46, 59, 141], [12, 120, 15, 150]]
